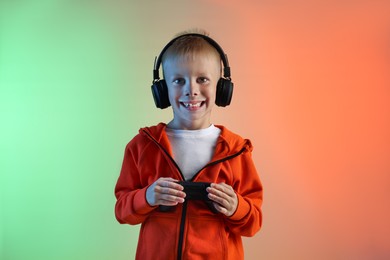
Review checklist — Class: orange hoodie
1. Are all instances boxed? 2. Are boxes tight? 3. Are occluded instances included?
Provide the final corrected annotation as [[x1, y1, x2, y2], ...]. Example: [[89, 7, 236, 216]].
[[115, 123, 263, 260]]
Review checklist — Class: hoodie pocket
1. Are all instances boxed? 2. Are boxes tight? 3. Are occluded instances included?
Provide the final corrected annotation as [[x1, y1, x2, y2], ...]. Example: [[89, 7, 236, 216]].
[[184, 215, 228, 260]]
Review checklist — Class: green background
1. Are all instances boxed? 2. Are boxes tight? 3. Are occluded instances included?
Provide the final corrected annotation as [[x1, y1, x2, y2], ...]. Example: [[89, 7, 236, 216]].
[[1, 1, 172, 259]]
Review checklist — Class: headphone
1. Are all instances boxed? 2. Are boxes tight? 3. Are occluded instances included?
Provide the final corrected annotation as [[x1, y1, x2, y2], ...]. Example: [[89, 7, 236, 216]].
[[151, 33, 234, 109]]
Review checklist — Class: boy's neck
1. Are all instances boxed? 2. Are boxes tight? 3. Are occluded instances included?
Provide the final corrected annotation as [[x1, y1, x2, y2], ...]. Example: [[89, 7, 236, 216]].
[[166, 120, 212, 130]]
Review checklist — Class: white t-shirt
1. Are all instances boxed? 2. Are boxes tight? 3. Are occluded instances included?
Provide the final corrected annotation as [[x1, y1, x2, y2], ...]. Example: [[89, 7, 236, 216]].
[[165, 125, 221, 180]]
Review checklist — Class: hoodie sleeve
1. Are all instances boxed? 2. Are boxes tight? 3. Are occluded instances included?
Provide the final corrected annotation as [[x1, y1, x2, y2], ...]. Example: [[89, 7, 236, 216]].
[[114, 139, 157, 225], [225, 144, 263, 237]]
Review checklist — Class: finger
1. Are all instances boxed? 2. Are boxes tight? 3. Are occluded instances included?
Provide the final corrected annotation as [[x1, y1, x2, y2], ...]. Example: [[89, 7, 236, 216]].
[[210, 183, 235, 196], [207, 192, 230, 207], [157, 178, 184, 191], [212, 202, 227, 213], [156, 186, 186, 199], [207, 185, 233, 201], [157, 193, 185, 204], [212, 201, 236, 217], [210, 198, 236, 217], [158, 199, 181, 206]]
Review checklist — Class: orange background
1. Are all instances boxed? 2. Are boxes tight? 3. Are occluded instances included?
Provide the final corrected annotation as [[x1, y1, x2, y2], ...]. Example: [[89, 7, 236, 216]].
[[223, 2, 390, 259], [219, 2, 390, 259]]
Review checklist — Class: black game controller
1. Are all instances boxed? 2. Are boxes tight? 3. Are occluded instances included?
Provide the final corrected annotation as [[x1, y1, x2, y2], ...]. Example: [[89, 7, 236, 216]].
[[159, 181, 219, 214]]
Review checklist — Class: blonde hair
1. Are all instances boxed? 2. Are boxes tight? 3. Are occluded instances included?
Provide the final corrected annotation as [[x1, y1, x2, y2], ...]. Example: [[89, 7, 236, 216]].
[[161, 29, 221, 73]]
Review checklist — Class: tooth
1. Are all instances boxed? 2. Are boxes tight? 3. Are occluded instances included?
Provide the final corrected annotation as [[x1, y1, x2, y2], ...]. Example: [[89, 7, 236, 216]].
[[183, 102, 201, 108]]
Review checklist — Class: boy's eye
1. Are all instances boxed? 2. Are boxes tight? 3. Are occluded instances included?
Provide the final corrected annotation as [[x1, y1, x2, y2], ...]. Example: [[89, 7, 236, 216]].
[[173, 78, 185, 85], [197, 77, 209, 84]]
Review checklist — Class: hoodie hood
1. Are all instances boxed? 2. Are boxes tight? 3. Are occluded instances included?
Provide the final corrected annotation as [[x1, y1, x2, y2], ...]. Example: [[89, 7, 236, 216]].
[[140, 122, 253, 161]]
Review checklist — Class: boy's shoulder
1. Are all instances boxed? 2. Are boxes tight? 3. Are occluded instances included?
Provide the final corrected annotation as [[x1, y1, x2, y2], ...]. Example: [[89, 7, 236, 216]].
[[216, 125, 254, 152], [138, 122, 166, 137], [127, 122, 166, 146]]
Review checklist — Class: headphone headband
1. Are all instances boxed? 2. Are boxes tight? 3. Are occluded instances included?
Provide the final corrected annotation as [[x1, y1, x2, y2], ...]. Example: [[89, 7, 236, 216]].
[[153, 33, 231, 82]]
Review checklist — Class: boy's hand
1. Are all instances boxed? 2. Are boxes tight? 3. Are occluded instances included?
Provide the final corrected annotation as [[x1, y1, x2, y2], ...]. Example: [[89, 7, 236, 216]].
[[146, 177, 186, 207], [207, 183, 238, 217]]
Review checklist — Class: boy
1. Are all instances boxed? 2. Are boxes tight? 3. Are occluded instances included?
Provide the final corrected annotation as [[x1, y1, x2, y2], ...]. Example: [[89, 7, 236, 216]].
[[114, 30, 263, 260]]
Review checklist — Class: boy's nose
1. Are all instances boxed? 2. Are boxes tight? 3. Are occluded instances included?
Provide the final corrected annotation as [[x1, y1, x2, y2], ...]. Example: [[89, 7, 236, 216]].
[[186, 80, 199, 96]]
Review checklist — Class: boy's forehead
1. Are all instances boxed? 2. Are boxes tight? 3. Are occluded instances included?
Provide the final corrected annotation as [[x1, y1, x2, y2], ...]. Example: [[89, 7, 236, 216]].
[[169, 51, 219, 61]]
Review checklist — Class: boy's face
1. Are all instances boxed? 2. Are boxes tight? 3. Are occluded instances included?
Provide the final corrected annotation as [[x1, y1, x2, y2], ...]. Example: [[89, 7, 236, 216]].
[[163, 52, 221, 130]]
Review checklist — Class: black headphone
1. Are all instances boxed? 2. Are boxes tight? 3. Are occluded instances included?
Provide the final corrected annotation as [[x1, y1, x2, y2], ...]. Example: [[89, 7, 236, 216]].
[[151, 33, 234, 109]]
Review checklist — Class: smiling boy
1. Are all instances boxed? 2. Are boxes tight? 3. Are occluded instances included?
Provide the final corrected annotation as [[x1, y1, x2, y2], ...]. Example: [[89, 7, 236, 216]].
[[115, 31, 263, 260], [162, 42, 220, 130]]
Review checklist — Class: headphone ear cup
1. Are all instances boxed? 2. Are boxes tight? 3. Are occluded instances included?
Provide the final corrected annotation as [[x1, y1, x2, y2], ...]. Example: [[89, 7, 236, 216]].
[[151, 80, 171, 109], [215, 78, 234, 107]]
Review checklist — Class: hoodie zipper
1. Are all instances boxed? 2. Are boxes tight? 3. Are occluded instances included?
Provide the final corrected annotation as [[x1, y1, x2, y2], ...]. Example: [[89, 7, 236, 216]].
[[190, 146, 246, 181], [142, 129, 185, 180], [142, 129, 246, 260]]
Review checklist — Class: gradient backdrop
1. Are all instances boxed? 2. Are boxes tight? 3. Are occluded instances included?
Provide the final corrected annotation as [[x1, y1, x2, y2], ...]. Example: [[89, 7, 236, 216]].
[[1, 1, 390, 259]]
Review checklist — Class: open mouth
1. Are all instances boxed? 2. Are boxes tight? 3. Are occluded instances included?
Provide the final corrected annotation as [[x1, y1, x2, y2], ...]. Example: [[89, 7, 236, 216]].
[[180, 101, 205, 109]]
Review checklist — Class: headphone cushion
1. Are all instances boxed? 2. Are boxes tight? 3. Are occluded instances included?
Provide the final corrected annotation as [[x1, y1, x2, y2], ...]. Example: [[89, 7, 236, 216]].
[[151, 80, 171, 109], [216, 78, 233, 107]]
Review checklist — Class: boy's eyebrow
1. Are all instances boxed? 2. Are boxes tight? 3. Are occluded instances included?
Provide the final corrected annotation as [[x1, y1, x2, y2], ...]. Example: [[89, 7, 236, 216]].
[[169, 72, 212, 78], [169, 73, 183, 77]]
